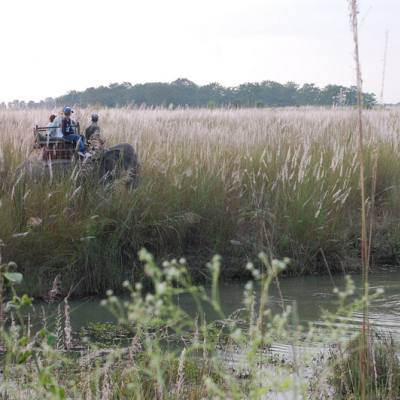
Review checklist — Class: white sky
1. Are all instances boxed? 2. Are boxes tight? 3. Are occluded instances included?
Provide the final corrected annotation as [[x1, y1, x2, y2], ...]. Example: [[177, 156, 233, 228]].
[[0, 0, 399, 103]]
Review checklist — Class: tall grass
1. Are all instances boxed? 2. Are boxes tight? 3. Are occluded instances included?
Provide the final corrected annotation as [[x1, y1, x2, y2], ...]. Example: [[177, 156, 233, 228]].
[[330, 332, 400, 400], [1, 107, 400, 295]]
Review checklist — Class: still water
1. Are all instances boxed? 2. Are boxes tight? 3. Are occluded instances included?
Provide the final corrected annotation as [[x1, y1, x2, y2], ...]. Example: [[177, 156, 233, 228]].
[[32, 270, 400, 337]]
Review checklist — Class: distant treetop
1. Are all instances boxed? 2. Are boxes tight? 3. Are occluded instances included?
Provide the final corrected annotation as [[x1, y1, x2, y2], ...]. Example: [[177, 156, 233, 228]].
[[3, 78, 377, 109]]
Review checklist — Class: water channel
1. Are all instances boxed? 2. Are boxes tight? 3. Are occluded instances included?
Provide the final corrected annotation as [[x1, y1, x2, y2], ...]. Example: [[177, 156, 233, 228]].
[[31, 270, 400, 339]]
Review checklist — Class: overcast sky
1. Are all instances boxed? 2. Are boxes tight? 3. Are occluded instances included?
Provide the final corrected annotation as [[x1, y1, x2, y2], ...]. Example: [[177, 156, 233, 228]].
[[0, 0, 399, 103]]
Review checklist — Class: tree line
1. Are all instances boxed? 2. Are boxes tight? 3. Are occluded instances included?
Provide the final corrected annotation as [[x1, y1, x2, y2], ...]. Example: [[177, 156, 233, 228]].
[[1, 78, 377, 109]]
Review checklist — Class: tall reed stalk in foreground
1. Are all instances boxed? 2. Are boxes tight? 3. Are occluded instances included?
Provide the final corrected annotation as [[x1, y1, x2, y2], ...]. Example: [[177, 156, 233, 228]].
[[380, 30, 389, 104], [348, 1, 369, 398]]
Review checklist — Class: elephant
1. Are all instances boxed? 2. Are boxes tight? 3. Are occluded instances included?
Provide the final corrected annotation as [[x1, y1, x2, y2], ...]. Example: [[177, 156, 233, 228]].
[[16, 142, 140, 189], [98, 143, 140, 188]]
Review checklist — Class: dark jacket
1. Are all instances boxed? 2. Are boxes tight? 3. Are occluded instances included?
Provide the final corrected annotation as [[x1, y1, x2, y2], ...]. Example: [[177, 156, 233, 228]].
[[62, 118, 76, 136], [85, 122, 100, 140]]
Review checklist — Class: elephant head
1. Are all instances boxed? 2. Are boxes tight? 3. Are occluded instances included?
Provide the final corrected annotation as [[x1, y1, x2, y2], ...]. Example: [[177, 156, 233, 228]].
[[98, 143, 140, 189]]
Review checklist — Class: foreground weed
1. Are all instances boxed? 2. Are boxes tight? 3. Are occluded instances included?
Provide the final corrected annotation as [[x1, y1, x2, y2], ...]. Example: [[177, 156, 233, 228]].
[[0, 248, 386, 399]]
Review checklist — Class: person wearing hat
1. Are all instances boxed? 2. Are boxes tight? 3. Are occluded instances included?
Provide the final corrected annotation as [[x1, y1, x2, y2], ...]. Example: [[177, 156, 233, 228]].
[[85, 113, 105, 159], [85, 113, 101, 141], [61, 106, 87, 156]]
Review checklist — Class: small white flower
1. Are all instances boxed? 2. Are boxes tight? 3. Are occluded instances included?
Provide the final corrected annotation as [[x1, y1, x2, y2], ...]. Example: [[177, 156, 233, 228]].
[[179, 258, 186, 265], [146, 293, 154, 303], [272, 259, 286, 271], [156, 282, 167, 295], [165, 267, 180, 279], [246, 262, 254, 271], [122, 280, 130, 288], [100, 299, 107, 307], [252, 269, 260, 279], [135, 283, 143, 291], [106, 289, 113, 296]]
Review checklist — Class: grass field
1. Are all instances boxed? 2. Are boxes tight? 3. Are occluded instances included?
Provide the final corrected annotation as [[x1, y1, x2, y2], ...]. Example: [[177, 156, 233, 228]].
[[1, 107, 400, 296]]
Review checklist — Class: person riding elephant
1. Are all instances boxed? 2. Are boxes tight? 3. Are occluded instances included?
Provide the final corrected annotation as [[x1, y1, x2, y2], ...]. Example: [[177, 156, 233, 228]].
[[84, 113, 105, 163], [62, 106, 88, 157], [85, 113, 101, 141]]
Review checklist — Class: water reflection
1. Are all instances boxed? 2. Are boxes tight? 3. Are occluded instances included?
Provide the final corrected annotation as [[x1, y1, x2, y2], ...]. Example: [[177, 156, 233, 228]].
[[30, 270, 400, 337]]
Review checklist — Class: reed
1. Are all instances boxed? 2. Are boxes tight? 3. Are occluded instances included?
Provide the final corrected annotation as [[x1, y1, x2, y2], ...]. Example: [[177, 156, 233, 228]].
[[1, 107, 400, 295], [330, 333, 400, 400]]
